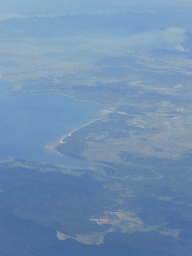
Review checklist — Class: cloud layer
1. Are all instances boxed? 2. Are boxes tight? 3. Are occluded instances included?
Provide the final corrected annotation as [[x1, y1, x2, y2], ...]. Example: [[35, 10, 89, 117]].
[[86, 27, 188, 54], [126, 27, 187, 51]]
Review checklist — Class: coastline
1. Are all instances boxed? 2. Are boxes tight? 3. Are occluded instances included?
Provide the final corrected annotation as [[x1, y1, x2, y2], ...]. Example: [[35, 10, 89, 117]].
[[45, 118, 100, 155], [44, 106, 114, 156], [59, 118, 100, 144]]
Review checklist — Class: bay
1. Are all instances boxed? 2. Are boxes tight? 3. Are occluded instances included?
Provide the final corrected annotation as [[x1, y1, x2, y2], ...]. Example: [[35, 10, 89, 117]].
[[0, 93, 102, 164]]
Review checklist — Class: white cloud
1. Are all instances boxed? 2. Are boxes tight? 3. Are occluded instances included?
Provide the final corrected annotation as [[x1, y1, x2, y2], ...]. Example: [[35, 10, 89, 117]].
[[124, 27, 187, 51], [81, 27, 188, 54]]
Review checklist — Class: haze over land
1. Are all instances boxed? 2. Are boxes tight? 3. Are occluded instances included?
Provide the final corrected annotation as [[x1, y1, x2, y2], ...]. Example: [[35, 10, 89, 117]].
[[0, 1, 192, 255]]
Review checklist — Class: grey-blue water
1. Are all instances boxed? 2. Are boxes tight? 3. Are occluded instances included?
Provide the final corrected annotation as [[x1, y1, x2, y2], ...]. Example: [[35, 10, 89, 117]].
[[0, 93, 102, 165]]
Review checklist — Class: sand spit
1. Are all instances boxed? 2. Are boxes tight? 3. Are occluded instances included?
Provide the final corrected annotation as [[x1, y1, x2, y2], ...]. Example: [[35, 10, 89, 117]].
[[45, 119, 100, 155], [59, 119, 100, 144]]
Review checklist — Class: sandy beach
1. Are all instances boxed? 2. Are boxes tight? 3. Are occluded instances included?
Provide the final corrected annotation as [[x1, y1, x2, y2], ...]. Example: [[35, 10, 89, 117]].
[[45, 118, 100, 155]]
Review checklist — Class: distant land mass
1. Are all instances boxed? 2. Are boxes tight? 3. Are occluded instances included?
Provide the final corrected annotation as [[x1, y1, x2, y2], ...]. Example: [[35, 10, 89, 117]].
[[0, 2, 192, 255]]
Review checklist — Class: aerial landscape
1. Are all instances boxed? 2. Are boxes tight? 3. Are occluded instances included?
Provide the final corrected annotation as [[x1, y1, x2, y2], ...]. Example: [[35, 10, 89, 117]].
[[0, 0, 192, 255]]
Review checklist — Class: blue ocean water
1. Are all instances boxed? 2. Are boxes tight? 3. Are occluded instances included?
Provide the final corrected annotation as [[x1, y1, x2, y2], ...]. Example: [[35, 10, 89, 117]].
[[0, 93, 102, 164]]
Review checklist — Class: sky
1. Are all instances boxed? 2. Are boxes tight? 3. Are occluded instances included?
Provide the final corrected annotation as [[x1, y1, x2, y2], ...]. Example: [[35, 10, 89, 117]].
[[0, 0, 192, 17]]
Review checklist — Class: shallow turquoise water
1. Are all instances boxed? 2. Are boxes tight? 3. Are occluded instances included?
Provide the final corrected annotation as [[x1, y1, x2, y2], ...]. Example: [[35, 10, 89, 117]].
[[0, 93, 102, 163]]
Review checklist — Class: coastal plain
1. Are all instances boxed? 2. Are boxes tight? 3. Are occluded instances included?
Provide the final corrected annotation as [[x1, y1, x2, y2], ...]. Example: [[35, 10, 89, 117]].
[[1, 4, 192, 256], [2, 38, 192, 256]]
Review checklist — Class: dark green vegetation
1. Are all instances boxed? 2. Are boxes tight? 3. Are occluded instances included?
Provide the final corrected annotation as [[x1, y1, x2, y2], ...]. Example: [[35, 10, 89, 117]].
[[0, 159, 192, 255], [1, 2, 192, 255], [0, 162, 116, 236]]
